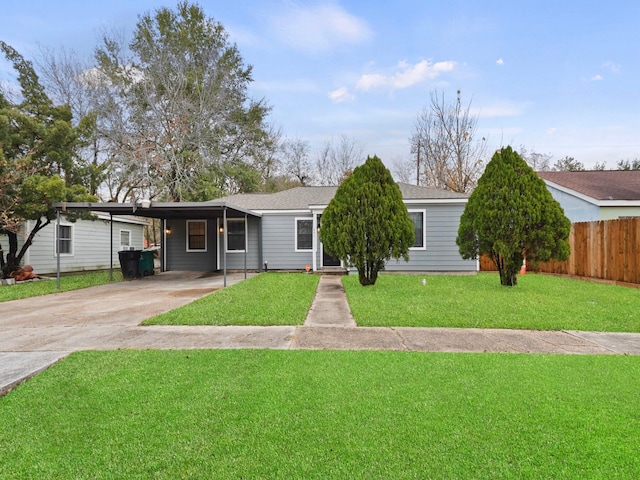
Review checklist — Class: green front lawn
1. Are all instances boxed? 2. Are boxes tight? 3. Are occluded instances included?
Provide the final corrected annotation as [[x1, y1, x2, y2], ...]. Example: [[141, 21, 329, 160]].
[[344, 273, 640, 332], [0, 271, 123, 302], [145, 272, 319, 326], [1, 350, 639, 479]]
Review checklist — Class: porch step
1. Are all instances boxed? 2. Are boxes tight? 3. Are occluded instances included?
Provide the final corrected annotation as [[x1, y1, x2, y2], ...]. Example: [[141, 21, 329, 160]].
[[316, 267, 348, 276]]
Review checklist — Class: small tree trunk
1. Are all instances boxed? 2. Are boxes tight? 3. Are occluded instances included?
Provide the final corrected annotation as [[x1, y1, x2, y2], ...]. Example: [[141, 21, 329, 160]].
[[5, 231, 19, 275], [15, 218, 49, 266], [494, 252, 519, 287], [0, 242, 6, 278], [499, 269, 518, 286], [358, 261, 381, 286], [358, 270, 373, 286]]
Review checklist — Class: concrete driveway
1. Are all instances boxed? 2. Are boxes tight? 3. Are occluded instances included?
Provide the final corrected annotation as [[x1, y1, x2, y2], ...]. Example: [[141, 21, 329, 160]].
[[0, 271, 290, 394], [0, 270, 295, 350], [1, 271, 251, 330]]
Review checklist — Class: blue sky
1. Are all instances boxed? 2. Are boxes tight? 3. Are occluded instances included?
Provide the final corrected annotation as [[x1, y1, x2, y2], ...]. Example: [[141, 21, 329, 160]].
[[2, 0, 639, 169]]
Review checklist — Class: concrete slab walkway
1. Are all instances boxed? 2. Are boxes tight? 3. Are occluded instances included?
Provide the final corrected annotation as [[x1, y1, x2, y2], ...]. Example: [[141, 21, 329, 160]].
[[304, 275, 356, 327], [2, 272, 640, 396]]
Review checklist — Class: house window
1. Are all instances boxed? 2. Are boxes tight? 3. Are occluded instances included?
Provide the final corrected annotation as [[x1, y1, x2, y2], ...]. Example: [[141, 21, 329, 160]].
[[409, 210, 425, 249], [55, 224, 73, 255], [187, 220, 207, 252], [295, 218, 313, 251], [226, 218, 246, 252], [119, 230, 131, 250]]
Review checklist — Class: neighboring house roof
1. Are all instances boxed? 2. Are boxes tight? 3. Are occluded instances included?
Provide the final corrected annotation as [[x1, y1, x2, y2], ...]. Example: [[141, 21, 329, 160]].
[[218, 183, 468, 211], [537, 171, 640, 201]]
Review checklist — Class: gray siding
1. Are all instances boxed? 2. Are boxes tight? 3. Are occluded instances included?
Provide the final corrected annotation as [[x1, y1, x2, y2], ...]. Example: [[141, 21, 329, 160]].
[[164, 217, 261, 271], [165, 219, 219, 271], [223, 216, 261, 270], [387, 203, 476, 272], [258, 204, 475, 272], [7, 216, 144, 275], [261, 214, 315, 270]]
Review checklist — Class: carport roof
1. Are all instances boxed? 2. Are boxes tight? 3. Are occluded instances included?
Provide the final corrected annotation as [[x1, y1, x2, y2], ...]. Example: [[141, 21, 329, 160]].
[[53, 200, 261, 219]]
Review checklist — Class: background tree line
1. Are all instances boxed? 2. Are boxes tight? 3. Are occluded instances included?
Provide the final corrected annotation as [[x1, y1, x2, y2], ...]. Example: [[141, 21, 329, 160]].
[[0, 2, 366, 275]]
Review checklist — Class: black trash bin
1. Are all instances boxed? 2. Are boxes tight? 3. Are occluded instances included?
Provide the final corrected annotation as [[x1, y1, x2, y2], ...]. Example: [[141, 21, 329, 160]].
[[118, 249, 142, 279]]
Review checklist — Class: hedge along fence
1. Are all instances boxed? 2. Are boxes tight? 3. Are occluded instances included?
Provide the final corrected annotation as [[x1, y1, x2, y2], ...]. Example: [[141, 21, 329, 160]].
[[479, 218, 640, 285]]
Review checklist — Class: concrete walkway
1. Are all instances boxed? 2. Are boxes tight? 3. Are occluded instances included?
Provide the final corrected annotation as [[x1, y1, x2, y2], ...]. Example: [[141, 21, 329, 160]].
[[304, 275, 356, 327], [2, 272, 640, 396]]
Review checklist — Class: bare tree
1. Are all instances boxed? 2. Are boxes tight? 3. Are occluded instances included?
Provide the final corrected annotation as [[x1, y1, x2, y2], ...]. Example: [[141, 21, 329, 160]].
[[391, 155, 415, 184], [410, 90, 486, 193], [281, 137, 314, 186], [617, 158, 640, 170], [518, 145, 552, 171], [93, 3, 273, 202], [553, 156, 585, 171], [593, 161, 607, 171], [315, 134, 364, 186], [36, 47, 111, 198]]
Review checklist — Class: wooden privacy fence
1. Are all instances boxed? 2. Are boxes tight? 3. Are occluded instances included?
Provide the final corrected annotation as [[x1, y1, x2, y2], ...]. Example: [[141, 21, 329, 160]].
[[480, 218, 640, 285]]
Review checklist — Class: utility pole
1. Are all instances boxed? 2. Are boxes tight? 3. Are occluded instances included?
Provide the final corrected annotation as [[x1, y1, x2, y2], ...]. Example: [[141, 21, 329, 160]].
[[416, 142, 421, 186]]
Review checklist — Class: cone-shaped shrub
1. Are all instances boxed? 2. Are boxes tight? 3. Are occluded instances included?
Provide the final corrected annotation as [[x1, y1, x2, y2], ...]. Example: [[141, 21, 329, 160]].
[[321, 155, 415, 286], [457, 146, 571, 286]]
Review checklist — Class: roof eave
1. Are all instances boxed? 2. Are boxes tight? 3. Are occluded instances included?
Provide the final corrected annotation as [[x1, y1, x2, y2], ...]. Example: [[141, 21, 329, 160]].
[[53, 201, 262, 218]]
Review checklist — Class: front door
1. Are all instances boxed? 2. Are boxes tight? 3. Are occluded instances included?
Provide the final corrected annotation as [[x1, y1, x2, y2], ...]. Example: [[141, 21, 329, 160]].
[[322, 245, 341, 267], [318, 214, 340, 267]]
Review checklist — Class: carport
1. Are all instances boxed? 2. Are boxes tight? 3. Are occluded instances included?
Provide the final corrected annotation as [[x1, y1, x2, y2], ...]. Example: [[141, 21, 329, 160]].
[[53, 200, 262, 288]]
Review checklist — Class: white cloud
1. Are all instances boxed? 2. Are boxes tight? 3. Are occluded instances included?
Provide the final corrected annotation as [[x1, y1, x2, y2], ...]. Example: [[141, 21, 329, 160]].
[[269, 3, 371, 53], [589, 74, 603, 81], [355, 60, 455, 91], [496, 58, 504, 65], [602, 61, 621, 74], [328, 86, 355, 103]]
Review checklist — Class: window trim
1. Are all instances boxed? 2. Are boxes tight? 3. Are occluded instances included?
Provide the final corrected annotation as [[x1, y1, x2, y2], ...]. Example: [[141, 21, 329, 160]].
[[54, 223, 74, 257], [226, 218, 247, 253], [294, 217, 313, 252], [408, 209, 426, 251], [119, 229, 131, 251], [186, 219, 208, 252]]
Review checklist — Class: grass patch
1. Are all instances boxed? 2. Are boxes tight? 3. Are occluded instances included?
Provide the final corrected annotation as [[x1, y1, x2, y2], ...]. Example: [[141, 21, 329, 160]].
[[344, 273, 640, 332], [0, 271, 123, 302], [1, 350, 639, 479], [145, 272, 319, 326]]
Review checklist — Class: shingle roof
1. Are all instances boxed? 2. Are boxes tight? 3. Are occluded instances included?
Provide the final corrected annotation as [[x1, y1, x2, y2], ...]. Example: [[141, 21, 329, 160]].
[[397, 182, 468, 200], [537, 171, 640, 201], [217, 183, 467, 211]]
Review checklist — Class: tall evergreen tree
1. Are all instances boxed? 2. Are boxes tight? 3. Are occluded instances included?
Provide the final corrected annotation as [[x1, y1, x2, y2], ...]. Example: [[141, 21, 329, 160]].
[[457, 146, 570, 286], [0, 42, 94, 277], [321, 155, 414, 286]]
